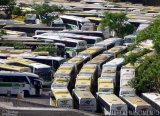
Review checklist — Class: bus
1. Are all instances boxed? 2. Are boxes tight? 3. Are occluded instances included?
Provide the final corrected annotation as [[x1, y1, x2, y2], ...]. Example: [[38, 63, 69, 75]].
[[0, 63, 31, 72], [120, 95, 153, 114], [103, 46, 128, 58], [6, 57, 52, 82], [78, 47, 104, 60], [94, 37, 123, 50], [5, 30, 27, 37], [97, 93, 127, 115], [72, 89, 96, 112], [102, 58, 124, 93], [123, 34, 136, 46], [78, 64, 99, 93], [50, 89, 73, 108], [142, 93, 160, 113], [75, 75, 92, 91], [54, 63, 76, 79], [60, 15, 94, 31], [18, 54, 65, 71], [98, 77, 114, 93], [60, 30, 108, 40], [33, 33, 87, 57], [67, 56, 84, 73], [0, 71, 42, 96], [51, 75, 71, 91], [88, 53, 113, 72], [47, 32, 103, 47]]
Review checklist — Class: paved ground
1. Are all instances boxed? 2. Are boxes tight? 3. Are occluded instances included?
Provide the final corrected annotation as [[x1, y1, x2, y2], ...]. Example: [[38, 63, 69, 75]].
[[0, 88, 51, 106]]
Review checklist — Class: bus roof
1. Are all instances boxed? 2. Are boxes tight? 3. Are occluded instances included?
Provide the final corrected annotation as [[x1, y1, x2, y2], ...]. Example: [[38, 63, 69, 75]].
[[107, 46, 127, 53], [60, 15, 91, 23], [33, 33, 86, 43], [86, 17, 102, 21], [105, 58, 124, 66], [73, 90, 94, 98], [122, 96, 151, 106], [0, 63, 30, 72], [67, 57, 84, 64], [52, 89, 72, 99], [0, 71, 39, 77], [98, 94, 126, 104], [89, 54, 109, 63], [7, 57, 51, 68], [19, 53, 65, 61]]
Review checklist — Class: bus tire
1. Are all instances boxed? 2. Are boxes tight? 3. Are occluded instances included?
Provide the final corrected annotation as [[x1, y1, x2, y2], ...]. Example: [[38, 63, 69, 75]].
[[24, 90, 30, 97]]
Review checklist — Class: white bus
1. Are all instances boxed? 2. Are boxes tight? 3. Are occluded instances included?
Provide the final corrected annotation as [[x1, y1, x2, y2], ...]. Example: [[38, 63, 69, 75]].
[[60, 30, 108, 40], [60, 15, 94, 31], [142, 93, 160, 113], [33, 33, 87, 57], [17, 53, 65, 71], [97, 93, 128, 115], [88, 53, 113, 72], [35, 32, 101, 47], [51, 32, 103, 47], [50, 89, 73, 108], [120, 95, 153, 115], [0, 71, 42, 96], [6, 57, 52, 82], [94, 37, 123, 50], [72, 89, 97, 112], [103, 46, 128, 58]]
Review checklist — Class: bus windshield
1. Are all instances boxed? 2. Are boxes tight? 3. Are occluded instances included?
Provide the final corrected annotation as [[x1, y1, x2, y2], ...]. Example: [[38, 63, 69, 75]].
[[34, 67, 52, 81]]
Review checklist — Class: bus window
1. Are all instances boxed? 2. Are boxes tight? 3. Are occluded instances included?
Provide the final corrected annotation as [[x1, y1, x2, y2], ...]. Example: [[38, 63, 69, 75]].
[[65, 41, 77, 47], [12, 76, 29, 84], [0, 76, 12, 82]]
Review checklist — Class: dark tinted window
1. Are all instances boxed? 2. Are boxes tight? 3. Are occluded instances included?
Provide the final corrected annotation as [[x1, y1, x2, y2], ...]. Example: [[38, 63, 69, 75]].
[[12, 76, 29, 84], [0, 75, 12, 82]]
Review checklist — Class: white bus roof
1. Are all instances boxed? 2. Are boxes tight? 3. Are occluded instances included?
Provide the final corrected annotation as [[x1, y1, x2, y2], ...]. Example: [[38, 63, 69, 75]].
[[95, 37, 122, 45], [60, 15, 91, 23], [19, 53, 65, 61], [0, 59, 14, 64], [57, 33, 102, 40], [142, 93, 160, 106], [105, 58, 124, 66], [33, 33, 86, 43], [0, 71, 39, 77]]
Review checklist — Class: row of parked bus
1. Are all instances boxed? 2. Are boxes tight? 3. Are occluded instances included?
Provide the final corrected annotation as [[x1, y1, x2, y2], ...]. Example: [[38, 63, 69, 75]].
[[49, 38, 124, 112], [50, 37, 160, 115]]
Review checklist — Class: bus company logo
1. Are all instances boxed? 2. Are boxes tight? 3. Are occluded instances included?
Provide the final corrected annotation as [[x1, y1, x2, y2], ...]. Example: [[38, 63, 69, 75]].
[[117, 106, 123, 110], [61, 100, 68, 105], [85, 100, 91, 105]]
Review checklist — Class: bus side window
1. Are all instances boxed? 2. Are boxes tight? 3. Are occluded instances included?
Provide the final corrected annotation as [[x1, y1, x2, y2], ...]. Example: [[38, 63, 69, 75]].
[[1, 76, 12, 82], [12, 76, 29, 84]]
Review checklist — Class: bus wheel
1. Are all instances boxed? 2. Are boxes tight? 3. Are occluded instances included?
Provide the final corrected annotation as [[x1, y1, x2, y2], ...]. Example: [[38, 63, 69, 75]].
[[24, 90, 29, 97]]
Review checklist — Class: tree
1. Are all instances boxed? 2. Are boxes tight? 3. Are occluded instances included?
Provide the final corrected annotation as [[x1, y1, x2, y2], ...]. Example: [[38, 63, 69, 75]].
[[12, 6, 23, 16], [126, 16, 160, 94], [101, 12, 134, 38], [0, 0, 14, 5], [32, 3, 66, 26], [1, 0, 15, 18], [129, 54, 160, 93], [34, 44, 57, 56]]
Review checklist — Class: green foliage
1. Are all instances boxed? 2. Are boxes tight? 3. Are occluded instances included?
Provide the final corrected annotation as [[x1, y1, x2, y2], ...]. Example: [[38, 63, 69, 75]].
[[129, 54, 160, 93], [34, 44, 57, 56], [123, 48, 150, 65], [0, 0, 14, 5], [101, 12, 134, 38], [127, 16, 160, 93], [135, 16, 160, 53], [1, 42, 27, 49], [12, 7, 23, 16], [32, 3, 66, 25]]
